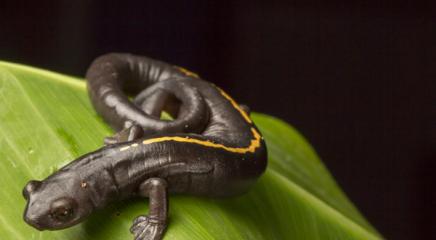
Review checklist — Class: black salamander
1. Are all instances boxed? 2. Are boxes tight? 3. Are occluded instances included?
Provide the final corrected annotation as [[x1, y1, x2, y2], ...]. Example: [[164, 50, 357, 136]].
[[23, 53, 267, 240]]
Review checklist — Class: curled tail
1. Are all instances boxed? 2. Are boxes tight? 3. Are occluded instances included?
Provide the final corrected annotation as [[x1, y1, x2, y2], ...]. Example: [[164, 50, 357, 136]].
[[86, 53, 209, 134]]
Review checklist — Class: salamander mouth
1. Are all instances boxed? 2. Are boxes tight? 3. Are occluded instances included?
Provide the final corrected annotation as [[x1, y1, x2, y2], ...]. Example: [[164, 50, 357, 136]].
[[23, 201, 42, 230], [48, 214, 85, 230], [23, 207, 83, 231], [23, 214, 45, 231]]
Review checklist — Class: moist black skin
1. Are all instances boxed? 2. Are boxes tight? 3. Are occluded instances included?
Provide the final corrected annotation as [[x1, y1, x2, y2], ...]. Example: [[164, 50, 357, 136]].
[[23, 53, 267, 240]]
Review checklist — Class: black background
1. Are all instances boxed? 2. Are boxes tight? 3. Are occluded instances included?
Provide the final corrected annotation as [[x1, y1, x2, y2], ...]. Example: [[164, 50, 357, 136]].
[[1, 1, 433, 239]]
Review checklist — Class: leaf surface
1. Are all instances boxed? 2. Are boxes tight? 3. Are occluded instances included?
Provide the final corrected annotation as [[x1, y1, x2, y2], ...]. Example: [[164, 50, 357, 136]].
[[0, 61, 381, 240]]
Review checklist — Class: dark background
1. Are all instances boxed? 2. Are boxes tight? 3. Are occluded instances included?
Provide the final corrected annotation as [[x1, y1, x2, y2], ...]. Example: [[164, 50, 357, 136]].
[[1, 1, 433, 239]]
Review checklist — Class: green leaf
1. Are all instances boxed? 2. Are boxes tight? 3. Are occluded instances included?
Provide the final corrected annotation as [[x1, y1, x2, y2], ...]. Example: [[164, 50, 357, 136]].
[[0, 61, 382, 240]]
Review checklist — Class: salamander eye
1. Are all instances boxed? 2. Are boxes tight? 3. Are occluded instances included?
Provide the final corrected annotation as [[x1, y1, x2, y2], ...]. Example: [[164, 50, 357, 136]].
[[52, 206, 73, 221], [50, 198, 76, 222]]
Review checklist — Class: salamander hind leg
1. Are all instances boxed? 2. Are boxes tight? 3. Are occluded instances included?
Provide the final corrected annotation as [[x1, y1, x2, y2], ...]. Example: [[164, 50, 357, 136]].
[[104, 122, 144, 145], [130, 178, 168, 240]]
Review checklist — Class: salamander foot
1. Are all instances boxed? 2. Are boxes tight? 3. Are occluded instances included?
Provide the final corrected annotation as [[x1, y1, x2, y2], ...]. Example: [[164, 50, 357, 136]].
[[104, 122, 144, 145], [130, 215, 166, 240]]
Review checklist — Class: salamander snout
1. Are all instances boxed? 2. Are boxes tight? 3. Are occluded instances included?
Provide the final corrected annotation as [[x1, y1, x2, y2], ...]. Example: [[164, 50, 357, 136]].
[[23, 180, 47, 230], [23, 180, 41, 200], [23, 211, 45, 231], [23, 174, 96, 231]]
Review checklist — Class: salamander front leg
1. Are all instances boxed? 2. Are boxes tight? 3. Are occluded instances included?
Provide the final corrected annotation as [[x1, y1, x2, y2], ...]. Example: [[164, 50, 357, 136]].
[[130, 178, 168, 240], [104, 122, 144, 145]]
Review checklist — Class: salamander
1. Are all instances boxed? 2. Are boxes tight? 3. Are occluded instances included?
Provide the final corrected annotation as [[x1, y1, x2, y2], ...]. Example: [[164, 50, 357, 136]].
[[22, 53, 267, 240]]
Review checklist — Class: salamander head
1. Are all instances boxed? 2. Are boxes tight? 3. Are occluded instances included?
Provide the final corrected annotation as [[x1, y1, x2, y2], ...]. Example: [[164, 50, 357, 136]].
[[22, 170, 94, 230]]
